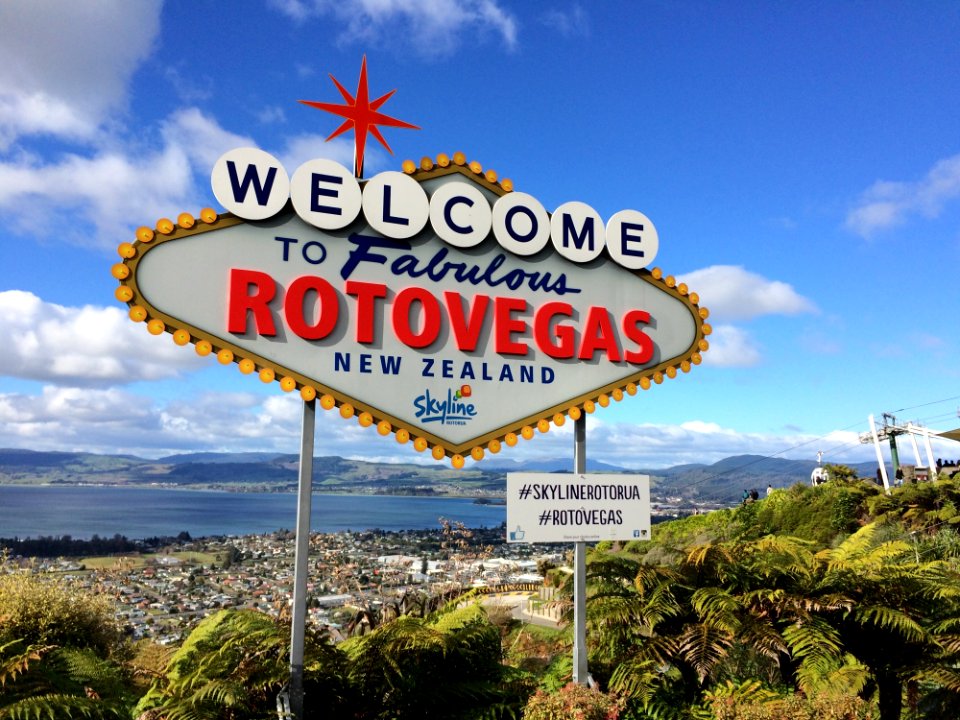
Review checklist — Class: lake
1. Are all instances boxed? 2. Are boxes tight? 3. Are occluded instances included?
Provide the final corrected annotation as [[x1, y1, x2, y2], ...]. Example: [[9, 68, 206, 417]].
[[0, 485, 506, 540]]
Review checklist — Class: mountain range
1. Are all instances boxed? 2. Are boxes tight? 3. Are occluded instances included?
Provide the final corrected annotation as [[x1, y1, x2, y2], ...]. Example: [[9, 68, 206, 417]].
[[0, 448, 880, 505]]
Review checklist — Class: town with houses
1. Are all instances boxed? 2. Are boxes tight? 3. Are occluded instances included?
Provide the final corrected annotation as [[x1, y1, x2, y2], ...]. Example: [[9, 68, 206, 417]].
[[4, 525, 569, 645]]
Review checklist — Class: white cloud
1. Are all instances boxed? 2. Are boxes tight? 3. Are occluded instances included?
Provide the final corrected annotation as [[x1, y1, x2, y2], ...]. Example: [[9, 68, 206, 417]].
[[0, 373, 895, 468], [278, 134, 357, 172], [257, 106, 288, 125], [589, 422, 885, 471], [269, 0, 518, 53], [0, 383, 427, 459], [0, 94, 99, 150], [0, 386, 307, 457], [541, 4, 589, 37], [163, 65, 214, 104], [846, 153, 960, 237], [0, 0, 162, 147], [0, 142, 191, 244], [464, 417, 882, 471], [679, 265, 817, 322], [0, 109, 255, 248], [160, 108, 256, 179], [159, 392, 302, 448], [0, 2, 261, 252], [0, 105, 371, 250], [700, 325, 762, 367], [0, 291, 205, 387], [0, 386, 162, 451]]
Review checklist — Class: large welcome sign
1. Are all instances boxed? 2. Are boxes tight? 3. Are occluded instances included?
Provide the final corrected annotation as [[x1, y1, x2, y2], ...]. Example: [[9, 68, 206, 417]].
[[112, 150, 710, 467]]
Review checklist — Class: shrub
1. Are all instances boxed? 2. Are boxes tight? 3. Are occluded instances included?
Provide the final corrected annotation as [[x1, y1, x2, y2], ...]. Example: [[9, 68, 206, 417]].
[[744, 481, 878, 546], [648, 508, 739, 549], [0, 570, 120, 654], [135, 608, 351, 720], [832, 487, 860, 533], [709, 692, 876, 719], [343, 605, 529, 719], [0, 570, 134, 719], [523, 682, 624, 720]]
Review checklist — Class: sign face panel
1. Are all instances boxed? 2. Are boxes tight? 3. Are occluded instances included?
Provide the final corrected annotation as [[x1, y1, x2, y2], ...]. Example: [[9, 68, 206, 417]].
[[114, 155, 709, 465], [506, 473, 651, 543]]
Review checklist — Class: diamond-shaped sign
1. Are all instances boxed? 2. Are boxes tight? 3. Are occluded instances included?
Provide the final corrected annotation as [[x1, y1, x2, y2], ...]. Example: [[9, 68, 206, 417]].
[[112, 154, 709, 466]]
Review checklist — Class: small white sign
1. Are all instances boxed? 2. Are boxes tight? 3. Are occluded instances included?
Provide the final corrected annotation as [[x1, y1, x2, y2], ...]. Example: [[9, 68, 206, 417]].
[[506, 473, 651, 543]]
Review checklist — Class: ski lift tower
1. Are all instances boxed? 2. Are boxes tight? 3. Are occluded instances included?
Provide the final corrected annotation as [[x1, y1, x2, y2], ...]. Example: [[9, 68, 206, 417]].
[[859, 413, 908, 493]]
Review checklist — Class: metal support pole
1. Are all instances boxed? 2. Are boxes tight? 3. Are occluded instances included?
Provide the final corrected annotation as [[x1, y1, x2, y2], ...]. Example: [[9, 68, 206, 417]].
[[921, 428, 937, 477], [869, 414, 890, 494], [905, 423, 938, 479], [889, 436, 901, 479], [908, 431, 922, 467], [289, 399, 316, 720], [572, 415, 589, 685]]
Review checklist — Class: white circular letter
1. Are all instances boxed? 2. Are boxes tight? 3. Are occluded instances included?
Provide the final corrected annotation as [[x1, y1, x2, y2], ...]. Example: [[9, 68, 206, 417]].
[[211, 147, 289, 221], [429, 180, 492, 248], [290, 159, 362, 230], [550, 201, 606, 263], [362, 171, 429, 239], [492, 192, 551, 256], [606, 210, 658, 269]]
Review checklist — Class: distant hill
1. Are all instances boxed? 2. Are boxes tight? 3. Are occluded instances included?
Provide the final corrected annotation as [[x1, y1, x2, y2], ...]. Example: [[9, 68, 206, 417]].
[[0, 449, 152, 480], [638, 454, 881, 503], [157, 452, 291, 465], [480, 457, 626, 472], [0, 448, 881, 504], [0, 448, 501, 497]]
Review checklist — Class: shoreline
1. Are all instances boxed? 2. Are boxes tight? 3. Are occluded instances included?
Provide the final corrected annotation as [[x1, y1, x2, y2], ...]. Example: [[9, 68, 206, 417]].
[[0, 522, 510, 555], [0, 480, 504, 499]]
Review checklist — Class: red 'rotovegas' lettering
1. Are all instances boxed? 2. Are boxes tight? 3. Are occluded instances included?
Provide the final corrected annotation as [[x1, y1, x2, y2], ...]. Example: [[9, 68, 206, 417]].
[[225, 268, 654, 363]]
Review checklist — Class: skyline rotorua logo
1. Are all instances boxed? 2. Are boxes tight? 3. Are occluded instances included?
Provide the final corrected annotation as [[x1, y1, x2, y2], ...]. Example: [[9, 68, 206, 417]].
[[413, 385, 476, 426]]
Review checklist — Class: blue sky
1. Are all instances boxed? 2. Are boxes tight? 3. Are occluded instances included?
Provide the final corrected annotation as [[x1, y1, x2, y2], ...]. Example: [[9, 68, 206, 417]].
[[1, 0, 959, 472]]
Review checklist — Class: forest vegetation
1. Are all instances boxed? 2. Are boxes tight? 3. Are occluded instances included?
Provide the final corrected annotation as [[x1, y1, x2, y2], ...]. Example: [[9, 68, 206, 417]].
[[4, 467, 960, 719]]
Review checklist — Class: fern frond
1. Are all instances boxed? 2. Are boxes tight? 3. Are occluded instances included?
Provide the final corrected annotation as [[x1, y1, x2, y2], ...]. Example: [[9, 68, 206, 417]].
[[685, 542, 734, 570], [633, 564, 681, 596], [703, 678, 777, 704], [187, 677, 244, 708], [850, 604, 926, 642], [736, 616, 788, 661], [819, 523, 882, 567], [640, 693, 693, 720], [783, 616, 847, 695], [691, 587, 740, 634], [675, 622, 733, 683], [587, 553, 641, 584], [57, 647, 119, 685], [794, 651, 870, 697], [157, 704, 207, 720], [0, 692, 118, 719], [0, 640, 54, 688], [916, 665, 960, 692], [744, 535, 815, 577], [608, 656, 665, 704], [782, 616, 843, 660]]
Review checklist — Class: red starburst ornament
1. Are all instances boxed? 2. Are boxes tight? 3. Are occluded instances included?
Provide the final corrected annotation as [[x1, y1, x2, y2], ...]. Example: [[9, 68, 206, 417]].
[[299, 55, 420, 178]]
